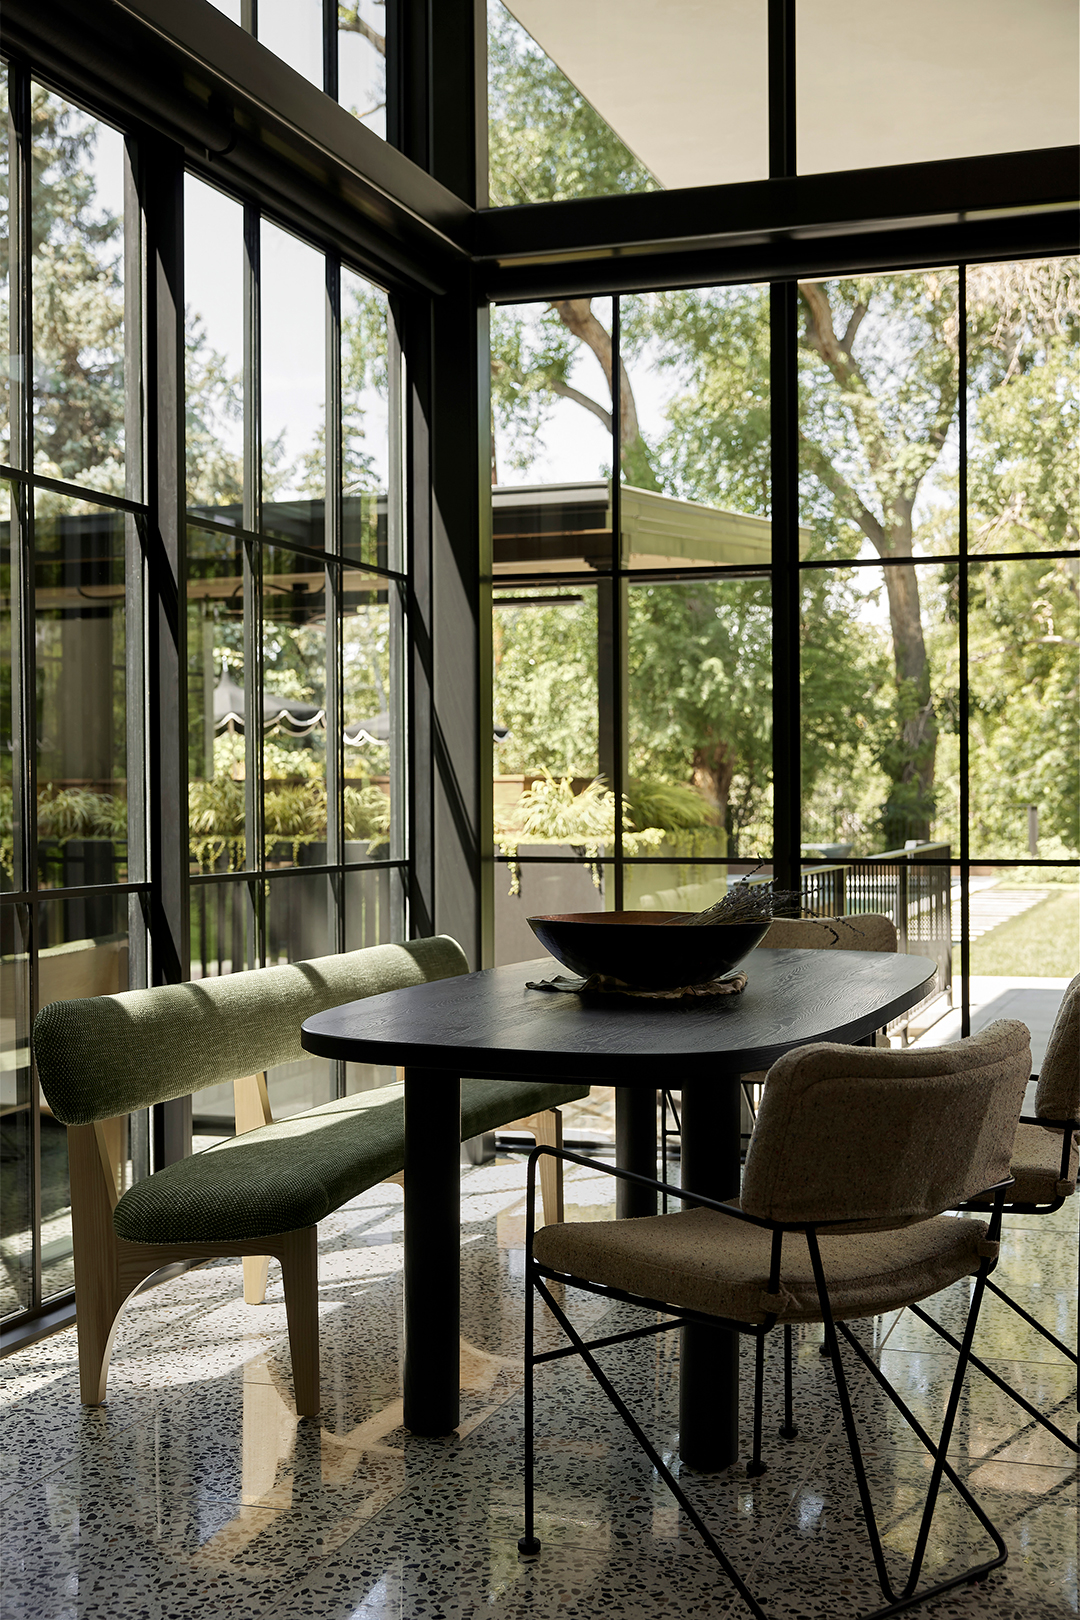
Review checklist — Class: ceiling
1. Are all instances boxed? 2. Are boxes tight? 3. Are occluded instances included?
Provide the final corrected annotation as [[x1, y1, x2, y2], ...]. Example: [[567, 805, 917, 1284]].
[[504, 0, 1080, 190]]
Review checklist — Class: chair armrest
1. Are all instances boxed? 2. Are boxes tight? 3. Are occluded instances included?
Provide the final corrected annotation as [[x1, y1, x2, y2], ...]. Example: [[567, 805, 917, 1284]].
[[1019, 1116, 1080, 1184], [524, 1144, 774, 1228]]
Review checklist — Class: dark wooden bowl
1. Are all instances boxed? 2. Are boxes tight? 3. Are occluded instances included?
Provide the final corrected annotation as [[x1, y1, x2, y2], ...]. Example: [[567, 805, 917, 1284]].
[[526, 911, 770, 991]]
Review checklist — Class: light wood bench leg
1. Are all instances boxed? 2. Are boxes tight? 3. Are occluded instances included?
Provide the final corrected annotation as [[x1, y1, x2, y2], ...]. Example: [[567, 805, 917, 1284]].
[[502, 1109, 565, 1225], [235, 1074, 273, 1304], [243, 1256, 271, 1305], [276, 1225, 320, 1417]]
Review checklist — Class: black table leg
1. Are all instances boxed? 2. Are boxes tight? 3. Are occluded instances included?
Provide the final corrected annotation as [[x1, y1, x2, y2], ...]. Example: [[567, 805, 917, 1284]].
[[402, 1066, 460, 1435], [678, 1077, 742, 1470], [615, 1086, 657, 1218]]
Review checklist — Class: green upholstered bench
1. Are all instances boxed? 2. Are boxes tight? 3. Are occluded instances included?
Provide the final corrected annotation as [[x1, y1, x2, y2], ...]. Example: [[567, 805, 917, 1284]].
[[32, 936, 588, 1416]]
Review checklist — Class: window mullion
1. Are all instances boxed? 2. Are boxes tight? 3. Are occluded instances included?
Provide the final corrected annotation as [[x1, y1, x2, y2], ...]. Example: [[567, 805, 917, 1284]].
[[243, 204, 264, 965]]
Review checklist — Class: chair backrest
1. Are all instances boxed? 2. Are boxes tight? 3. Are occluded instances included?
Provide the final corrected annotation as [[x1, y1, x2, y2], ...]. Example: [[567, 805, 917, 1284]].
[[33, 936, 468, 1126], [1034, 972, 1079, 1123], [759, 914, 897, 953], [741, 1020, 1031, 1230]]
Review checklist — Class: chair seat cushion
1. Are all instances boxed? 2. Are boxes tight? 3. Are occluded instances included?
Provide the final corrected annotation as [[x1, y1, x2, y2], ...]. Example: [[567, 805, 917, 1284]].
[[532, 1206, 993, 1326], [114, 1077, 591, 1245]]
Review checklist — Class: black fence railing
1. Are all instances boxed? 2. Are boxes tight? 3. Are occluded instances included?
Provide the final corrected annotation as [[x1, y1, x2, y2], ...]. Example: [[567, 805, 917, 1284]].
[[190, 861, 397, 980], [802, 843, 953, 1036]]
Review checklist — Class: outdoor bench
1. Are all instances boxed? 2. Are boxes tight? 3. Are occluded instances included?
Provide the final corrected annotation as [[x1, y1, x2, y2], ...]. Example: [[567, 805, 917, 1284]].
[[32, 935, 587, 1416]]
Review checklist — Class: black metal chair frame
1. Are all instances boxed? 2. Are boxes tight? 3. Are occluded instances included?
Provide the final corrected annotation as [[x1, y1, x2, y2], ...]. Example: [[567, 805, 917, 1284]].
[[945, 1107, 1079, 1438], [519, 1145, 1013, 1620]]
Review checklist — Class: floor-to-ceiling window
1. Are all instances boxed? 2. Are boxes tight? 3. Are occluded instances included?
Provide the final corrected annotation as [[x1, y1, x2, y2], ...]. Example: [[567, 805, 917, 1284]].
[[0, 51, 413, 1336], [489, 262, 1079, 1038], [183, 174, 407, 1135], [1, 71, 148, 1321], [483, 5, 1078, 1036]]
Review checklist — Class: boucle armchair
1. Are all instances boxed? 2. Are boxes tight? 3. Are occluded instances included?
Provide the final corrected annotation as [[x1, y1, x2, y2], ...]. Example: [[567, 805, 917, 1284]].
[[519, 1019, 1030, 1620], [930, 972, 1078, 1442]]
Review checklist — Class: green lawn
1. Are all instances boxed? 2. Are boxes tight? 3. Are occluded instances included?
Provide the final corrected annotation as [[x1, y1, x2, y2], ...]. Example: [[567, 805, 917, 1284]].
[[969, 886, 1080, 978]]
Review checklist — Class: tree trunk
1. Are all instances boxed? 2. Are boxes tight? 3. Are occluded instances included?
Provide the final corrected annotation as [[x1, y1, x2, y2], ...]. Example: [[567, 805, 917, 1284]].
[[691, 740, 735, 830], [880, 561, 937, 844], [549, 299, 659, 490]]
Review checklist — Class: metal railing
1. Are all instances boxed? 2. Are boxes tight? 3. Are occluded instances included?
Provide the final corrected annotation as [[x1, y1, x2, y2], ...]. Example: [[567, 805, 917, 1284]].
[[802, 843, 952, 1037]]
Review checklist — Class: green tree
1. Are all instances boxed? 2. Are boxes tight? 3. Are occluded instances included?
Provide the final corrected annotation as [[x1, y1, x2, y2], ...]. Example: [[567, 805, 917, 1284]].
[[0, 90, 125, 491]]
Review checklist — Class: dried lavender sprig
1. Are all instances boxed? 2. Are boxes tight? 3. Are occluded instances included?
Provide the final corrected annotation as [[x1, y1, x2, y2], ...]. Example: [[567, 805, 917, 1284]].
[[668, 873, 803, 927]]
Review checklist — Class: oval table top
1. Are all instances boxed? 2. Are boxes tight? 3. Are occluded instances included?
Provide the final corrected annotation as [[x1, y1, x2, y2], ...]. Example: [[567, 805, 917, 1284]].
[[301, 946, 938, 1085]]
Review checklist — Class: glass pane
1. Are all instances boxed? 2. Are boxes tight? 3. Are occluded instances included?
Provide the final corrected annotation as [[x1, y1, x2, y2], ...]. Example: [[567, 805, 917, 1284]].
[[263, 547, 327, 870], [341, 266, 392, 570], [488, 1, 765, 200], [925, 869, 1078, 1071], [34, 494, 127, 887], [338, 3, 388, 140], [968, 558, 1079, 859], [1, 902, 32, 1317], [494, 856, 606, 969], [187, 523, 248, 874], [800, 564, 958, 856], [342, 864, 401, 1096], [798, 1, 1080, 175], [799, 271, 960, 562], [261, 221, 326, 549], [185, 175, 245, 517], [36, 891, 130, 1303], [206, 0, 242, 20], [344, 863, 401, 954], [265, 869, 331, 965], [189, 878, 256, 981], [32, 88, 125, 491], [624, 860, 734, 916], [1, 480, 20, 894], [189, 876, 260, 1140], [258, 0, 324, 89], [967, 258, 1080, 556], [619, 288, 771, 567], [1, 60, 10, 466], [627, 579, 770, 864], [965, 865, 1079, 987], [343, 568, 395, 860], [491, 296, 615, 566], [493, 586, 599, 848]]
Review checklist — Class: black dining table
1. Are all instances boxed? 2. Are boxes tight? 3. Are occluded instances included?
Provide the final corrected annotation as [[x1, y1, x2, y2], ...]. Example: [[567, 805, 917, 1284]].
[[301, 945, 936, 1470]]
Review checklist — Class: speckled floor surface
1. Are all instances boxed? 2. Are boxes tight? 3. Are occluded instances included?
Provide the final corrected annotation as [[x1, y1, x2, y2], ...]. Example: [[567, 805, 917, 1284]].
[[2, 1131, 1077, 1620]]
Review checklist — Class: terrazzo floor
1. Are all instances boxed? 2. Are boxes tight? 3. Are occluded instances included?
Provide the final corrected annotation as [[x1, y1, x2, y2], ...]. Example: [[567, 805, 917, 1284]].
[[2, 1124, 1077, 1620]]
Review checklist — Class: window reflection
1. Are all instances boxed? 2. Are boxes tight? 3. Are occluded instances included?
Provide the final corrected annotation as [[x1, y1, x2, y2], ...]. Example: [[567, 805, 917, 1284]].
[[31, 89, 126, 491], [34, 496, 127, 888]]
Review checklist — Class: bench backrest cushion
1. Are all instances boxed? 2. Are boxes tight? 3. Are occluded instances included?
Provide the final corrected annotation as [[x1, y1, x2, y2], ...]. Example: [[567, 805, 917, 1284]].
[[34, 936, 468, 1126]]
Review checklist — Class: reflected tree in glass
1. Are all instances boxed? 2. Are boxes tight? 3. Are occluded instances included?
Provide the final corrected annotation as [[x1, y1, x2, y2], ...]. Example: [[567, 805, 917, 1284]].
[[30, 88, 126, 493]]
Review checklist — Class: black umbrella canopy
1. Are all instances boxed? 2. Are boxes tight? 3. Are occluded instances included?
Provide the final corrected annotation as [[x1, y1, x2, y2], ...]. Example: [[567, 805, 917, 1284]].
[[213, 674, 322, 732], [344, 711, 390, 746]]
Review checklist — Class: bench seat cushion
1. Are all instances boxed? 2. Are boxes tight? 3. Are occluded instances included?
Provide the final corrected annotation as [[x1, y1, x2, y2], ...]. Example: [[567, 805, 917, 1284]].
[[114, 1078, 591, 1245], [461, 1078, 589, 1138], [114, 1086, 409, 1244]]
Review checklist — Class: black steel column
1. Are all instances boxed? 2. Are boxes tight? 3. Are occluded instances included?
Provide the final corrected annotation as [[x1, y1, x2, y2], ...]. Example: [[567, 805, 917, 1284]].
[[402, 1067, 461, 1434], [769, 0, 801, 898], [615, 1087, 657, 1219], [678, 1076, 743, 1470], [958, 267, 971, 1037]]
